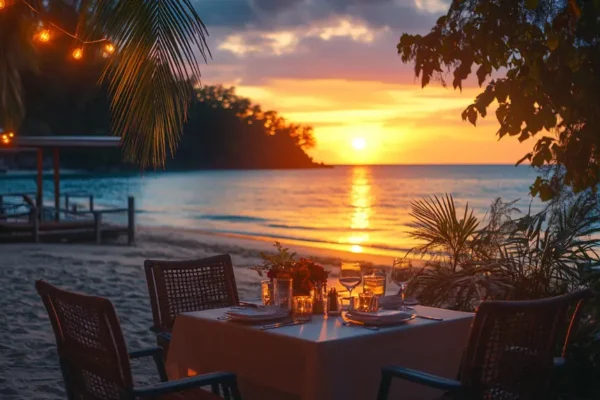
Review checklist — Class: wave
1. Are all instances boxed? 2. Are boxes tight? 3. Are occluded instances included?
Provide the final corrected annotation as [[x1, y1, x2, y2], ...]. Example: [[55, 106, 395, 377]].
[[209, 228, 413, 254], [196, 214, 270, 223], [266, 223, 387, 232]]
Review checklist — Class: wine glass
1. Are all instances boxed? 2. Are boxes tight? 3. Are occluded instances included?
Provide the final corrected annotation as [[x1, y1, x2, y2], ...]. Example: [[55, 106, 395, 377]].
[[391, 258, 415, 311], [339, 262, 362, 308]]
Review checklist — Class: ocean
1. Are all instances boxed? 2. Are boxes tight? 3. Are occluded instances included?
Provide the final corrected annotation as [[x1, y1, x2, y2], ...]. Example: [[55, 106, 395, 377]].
[[0, 165, 542, 256]]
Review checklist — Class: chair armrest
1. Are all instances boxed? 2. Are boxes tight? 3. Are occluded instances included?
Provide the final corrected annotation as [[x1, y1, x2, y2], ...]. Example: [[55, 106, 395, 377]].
[[129, 347, 168, 382], [129, 346, 163, 359], [157, 331, 172, 342], [132, 372, 237, 398], [382, 366, 463, 391]]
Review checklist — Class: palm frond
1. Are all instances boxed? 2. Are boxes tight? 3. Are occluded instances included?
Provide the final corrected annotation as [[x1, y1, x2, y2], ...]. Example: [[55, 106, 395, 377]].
[[85, 0, 210, 168]]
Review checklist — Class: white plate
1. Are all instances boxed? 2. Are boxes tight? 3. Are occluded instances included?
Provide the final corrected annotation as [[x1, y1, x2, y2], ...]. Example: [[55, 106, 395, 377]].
[[226, 307, 289, 323], [346, 310, 416, 326]]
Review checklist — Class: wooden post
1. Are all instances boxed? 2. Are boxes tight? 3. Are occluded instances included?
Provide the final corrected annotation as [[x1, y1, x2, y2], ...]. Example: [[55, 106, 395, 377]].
[[89, 195, 94, 212], [53, 147, 60, 221], [36, 148, 43, 209], [32, 207, 39, 243], [94, 212, 102, 244], [127, 196, 135, 245]]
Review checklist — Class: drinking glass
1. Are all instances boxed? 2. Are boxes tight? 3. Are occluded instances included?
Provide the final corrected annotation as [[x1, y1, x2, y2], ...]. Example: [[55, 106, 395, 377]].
[[293, 296, 313, 322], [363, 267, 387, 295], [339, 262, 362, 307], [363, 275, 386, 296], [391, 258, 414, 311], [357, 293, 378, 312], [261, 279, 273, 306], [273, 278, 293, 310]]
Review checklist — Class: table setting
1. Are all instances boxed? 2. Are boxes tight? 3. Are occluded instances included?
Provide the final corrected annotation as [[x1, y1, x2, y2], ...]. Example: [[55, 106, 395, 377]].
[[165, 243, 475, 400]]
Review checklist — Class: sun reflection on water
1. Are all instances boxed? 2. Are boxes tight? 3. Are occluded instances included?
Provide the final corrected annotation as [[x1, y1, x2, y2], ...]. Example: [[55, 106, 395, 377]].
[[347, 166, 372, 253]]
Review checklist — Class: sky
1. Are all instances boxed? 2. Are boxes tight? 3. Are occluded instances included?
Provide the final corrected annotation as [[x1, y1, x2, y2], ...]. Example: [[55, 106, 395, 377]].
[[194, 0, 530, 165]]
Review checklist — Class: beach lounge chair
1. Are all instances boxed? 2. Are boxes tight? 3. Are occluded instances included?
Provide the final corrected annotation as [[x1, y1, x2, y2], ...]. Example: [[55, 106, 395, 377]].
[[35, 280, 242, 400], [376, 289, 590, 400], [144, 255, 240, 355]]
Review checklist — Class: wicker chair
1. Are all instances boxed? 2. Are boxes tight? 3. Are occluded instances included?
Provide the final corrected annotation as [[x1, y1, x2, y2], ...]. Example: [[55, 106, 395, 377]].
[[36, 280, 242, 400], [377, 289, 591, 400], [144, 255, 240, 354]]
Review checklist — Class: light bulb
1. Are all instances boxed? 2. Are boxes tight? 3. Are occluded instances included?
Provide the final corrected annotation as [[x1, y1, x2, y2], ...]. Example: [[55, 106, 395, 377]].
[[104, 43, 115, 54], [72, 47, 83, 60], [0, 1, 6, 10], [37, 29, 51, 43], [8, 132, 14, 137]]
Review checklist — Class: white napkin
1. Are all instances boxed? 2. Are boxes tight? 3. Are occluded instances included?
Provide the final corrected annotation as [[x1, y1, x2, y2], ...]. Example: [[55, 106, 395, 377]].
[[227, 307, 288, 320], [348, 310, 412, 323]]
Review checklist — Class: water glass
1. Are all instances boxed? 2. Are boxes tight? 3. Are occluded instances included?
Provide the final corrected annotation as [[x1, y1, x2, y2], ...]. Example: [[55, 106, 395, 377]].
[[293, 296, 313, 322], [261, 280, 273, 306], [273, 278, 293, 310], [363, 275, 386, 296], [357, 293, 378, 312], [391, 258, 414, 311]]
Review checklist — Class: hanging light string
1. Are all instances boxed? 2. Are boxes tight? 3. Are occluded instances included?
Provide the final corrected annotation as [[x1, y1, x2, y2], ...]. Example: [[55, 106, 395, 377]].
[[21, 0, 108, 44], [0, 0, 115, 58]]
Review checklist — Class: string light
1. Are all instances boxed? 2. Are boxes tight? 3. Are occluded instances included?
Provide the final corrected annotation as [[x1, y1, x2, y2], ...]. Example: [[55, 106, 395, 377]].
[[72, 47, 83, 60], [36, 29, 51, 43], [0, 0, 112, 61]]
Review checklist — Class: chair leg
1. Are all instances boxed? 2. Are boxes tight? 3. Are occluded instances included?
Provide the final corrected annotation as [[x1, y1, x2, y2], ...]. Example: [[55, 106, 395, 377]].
[[211, 383, 220, 396], [229, 379, 242, 400], [377, 372, 392, 400]]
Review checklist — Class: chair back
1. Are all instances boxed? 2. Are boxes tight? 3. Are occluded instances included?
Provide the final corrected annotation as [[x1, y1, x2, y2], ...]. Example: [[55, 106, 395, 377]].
[[460, 289, 590, 399], [35, 280, 133, 400], [144, 254, 239, 332]]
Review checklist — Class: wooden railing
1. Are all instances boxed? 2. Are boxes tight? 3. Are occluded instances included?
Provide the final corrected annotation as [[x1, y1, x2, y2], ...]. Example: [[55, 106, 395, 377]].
[[1, 193, 135, 245]]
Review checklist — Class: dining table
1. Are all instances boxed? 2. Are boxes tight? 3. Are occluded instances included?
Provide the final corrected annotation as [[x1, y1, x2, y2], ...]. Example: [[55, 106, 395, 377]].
[[165, 305, 474, 400]]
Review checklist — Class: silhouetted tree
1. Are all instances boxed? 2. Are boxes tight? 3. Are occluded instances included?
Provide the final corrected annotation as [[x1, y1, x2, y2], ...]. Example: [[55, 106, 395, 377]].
[[397, 0, 600, 200]]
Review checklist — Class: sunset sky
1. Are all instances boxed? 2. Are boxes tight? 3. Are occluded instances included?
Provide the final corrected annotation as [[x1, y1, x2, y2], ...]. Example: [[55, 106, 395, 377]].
[[196, 0, 530, 165]]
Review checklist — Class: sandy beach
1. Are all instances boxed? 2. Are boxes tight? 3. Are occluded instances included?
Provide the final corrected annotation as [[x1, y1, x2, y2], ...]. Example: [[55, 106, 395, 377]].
[[0, 226, 396, 400]]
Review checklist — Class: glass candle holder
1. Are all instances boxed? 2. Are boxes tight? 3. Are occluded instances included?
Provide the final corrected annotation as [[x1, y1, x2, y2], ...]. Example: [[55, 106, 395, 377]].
[[363, 275, 386, 297], [261, 280, 273, 306], [357, 292, 379, 312], [273, 278, 293, 310], [293, 296, 313, 322]]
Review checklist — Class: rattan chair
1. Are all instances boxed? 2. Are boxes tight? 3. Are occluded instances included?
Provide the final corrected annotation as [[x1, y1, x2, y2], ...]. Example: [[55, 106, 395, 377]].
[[36, 280, 242, 400], [377, 289, 591, 400], [144, 255, 240, 354]]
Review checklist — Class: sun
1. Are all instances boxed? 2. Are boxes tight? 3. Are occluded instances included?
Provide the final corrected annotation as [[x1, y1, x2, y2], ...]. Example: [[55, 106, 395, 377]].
[[352, 137, 366, 150]]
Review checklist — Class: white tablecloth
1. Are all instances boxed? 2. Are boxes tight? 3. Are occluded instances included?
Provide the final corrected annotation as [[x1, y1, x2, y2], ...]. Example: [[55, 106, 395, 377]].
[[166, 306, 473, 400]]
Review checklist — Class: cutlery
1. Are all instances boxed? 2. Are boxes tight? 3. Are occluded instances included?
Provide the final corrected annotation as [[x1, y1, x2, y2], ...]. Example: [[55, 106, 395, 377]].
[[239, 301, 259, 308], [339, 315, 379, 331], [260, 320, 305, 330], [415, 315, 444, 321]]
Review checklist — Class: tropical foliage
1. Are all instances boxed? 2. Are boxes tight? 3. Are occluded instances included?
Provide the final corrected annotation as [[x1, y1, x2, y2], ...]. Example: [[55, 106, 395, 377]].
[[0, 0, 209, 168], [397, 0, 600, 199], [405, 192, 600, 398]]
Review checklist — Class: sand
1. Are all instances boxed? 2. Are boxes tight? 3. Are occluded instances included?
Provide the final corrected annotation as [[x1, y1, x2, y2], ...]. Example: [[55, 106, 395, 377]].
[[0, 226, 395, 400]]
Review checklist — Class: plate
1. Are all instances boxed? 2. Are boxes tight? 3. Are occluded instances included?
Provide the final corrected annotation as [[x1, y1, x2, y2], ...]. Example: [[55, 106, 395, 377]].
[[346, 310, 416, 326], [226, 307, 289, 323]]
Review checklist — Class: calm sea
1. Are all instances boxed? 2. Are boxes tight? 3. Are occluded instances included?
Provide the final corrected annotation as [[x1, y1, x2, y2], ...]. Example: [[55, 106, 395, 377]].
[[0, 165, 542, 256]]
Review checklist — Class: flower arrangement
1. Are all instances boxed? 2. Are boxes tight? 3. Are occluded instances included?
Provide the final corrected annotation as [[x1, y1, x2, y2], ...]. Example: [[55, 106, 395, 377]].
[[250, 242, 329, 295]]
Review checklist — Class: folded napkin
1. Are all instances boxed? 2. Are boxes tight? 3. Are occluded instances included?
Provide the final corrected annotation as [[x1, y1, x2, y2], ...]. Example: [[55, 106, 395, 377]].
[[379, 295, 419, 309]]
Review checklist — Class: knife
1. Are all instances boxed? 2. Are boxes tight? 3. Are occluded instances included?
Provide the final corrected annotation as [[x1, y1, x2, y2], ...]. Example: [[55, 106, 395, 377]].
[[415, 315, 444, 321], [260, 320, 304, 330], [239, 301, 259, 308]]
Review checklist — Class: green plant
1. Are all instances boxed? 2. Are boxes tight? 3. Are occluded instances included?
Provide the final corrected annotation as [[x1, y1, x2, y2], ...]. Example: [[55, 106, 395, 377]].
[[396, 0, 600, 198]]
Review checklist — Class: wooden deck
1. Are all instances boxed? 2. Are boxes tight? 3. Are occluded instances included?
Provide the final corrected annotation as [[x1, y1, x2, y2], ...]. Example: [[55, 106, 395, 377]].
[[0, 194, 135, 244]]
